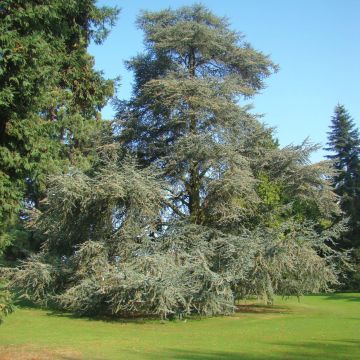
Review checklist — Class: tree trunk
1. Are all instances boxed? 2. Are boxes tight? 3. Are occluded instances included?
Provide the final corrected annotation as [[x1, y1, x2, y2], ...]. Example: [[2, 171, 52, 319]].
[[187, 48, 202, 224]]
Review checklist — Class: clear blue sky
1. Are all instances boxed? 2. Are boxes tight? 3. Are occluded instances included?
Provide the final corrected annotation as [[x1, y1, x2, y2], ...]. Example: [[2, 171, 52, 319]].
[[89, 0, 360, 162]]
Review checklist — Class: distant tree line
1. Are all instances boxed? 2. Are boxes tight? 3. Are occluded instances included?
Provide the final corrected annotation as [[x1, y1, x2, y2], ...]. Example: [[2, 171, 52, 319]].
[[0, 1, 358, 321]]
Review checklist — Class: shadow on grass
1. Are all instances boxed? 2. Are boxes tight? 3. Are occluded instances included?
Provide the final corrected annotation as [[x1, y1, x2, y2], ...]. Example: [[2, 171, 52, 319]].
[[13, 298, 292, 325], [11, 294, 156, 324], [17, 293, 359, 325], [236, 304, 291, 314], [44, 302, 291, 325], [138, 349, 257, 360], [269, 339, 360, 359], [44, 306, 184, 325], [44, 309, 154, 324], [135, 339, 360, 360], [323, 293, 360, 302]]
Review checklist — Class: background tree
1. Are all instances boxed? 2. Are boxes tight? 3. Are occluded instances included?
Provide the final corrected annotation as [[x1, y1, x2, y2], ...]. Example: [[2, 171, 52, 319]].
[[0, 0, 119, 256], [6, 5, 347, 318], [326, 104, 360, 288]]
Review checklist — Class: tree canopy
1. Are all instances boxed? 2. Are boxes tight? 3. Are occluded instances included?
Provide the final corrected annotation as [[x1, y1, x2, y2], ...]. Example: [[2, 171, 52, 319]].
[[0, 0, 119, 254]]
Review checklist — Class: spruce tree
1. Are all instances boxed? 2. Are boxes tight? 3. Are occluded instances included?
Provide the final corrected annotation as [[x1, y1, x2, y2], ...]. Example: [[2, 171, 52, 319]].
[[6, 5, 348, 318], [326, 105, 360, 248], [326, 104, 360, 288]]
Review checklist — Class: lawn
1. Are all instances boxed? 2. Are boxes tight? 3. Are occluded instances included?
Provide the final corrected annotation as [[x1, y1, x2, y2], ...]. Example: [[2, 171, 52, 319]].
[[0, 293, 359, 360]]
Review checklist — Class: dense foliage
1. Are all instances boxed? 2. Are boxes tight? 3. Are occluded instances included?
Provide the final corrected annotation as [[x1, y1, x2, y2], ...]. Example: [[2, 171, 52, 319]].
[[4, 5, 349, 319], [326, 104, 360, 289], [0, 0, 118, 322], [0, 281, 13, 323], [0, 0, 119, 255]]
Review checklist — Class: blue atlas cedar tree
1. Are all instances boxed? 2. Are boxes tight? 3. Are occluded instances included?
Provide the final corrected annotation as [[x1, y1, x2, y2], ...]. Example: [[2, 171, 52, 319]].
[[4, 5, 349, 319]]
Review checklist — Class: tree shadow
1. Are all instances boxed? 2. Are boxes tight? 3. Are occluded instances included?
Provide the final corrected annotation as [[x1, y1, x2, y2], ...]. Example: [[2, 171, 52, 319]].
[[15, 293, 358, 324], [44, 302, 291, 325], [129, 349, 259, 360], [14, 298, 292, 325], [270, 339, 360, 359], [321, 293, 360, 302], [44, 308, 166, 325], [236, 303, 291, 314], [135, 339, 360, 360], [10, 293, 157, 324]]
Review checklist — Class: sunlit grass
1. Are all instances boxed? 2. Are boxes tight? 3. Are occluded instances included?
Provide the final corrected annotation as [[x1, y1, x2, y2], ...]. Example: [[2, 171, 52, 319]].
[[0, 293, 359, 359]]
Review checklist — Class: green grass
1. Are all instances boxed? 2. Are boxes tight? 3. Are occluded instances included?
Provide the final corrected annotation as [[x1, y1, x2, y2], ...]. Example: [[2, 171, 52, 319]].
[[0, 293, 359, 359]]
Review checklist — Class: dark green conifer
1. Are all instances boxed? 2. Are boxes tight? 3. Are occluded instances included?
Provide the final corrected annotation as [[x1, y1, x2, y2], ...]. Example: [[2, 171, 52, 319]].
[[326, 105, 360, 248], [326, 104, 360, 288], [0, 0, 119, 254]]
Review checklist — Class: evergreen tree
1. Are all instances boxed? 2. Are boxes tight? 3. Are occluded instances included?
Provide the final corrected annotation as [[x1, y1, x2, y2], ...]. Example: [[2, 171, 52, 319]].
[[6, 5, 348, 318], [326, 104, 360, 248], [0, 0, 119, 255], [326, 104, 360, 288], [118, 5, 278, 225], [117, 6, 340, 228]]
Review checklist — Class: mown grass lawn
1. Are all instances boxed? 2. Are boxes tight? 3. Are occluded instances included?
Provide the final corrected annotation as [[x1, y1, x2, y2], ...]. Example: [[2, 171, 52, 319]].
[[0, 293, 359, 359]]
